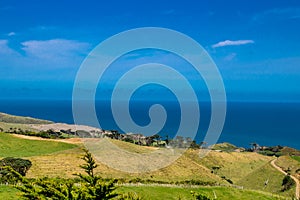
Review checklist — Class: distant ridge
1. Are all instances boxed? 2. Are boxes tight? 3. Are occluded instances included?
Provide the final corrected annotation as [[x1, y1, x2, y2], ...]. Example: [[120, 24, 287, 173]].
[[0, 112, 53, 124]]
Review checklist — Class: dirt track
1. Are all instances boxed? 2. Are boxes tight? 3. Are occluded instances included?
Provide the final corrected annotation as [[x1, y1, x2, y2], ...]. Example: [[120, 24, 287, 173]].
[[270, 158, 299, 200], [12, 134, 82, 144]]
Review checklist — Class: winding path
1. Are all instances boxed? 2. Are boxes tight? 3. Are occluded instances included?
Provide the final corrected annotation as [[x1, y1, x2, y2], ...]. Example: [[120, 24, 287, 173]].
[[270, 158, 299, 200]]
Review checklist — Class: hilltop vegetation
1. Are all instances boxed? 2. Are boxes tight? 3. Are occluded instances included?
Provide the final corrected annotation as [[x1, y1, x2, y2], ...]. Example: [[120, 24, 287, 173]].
[[0, 112, 53, 124]]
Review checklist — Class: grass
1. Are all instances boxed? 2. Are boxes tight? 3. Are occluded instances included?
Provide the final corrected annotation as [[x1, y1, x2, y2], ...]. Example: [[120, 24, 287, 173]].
[[275, 155, 300, 176], [211, 142, 238, 152], [25, 141, 223, 183], [0, 122, 35, 132], [26, 147, 85, 178], [187, 150, 273, 183], [110, 138, 157, 154], [0, 133, 296, 199], [291, 155, 300, 163], [0, 132, 77, 157], [0, 185, 22, 200], [0, 184, 287, 200], [185, 150, 297, 198], [0, 112, 52, 124], [236, 162, 295, 197], [116, 185, 287, 200]]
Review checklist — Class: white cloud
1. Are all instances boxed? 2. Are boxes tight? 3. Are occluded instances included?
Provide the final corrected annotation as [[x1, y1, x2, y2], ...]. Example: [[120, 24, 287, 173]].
[[0, 39, 90, 71], [7, 32, 16, 36], [212, 40, 254, 48], [21, 39, 89, 58], [20, 39, 90, 68]]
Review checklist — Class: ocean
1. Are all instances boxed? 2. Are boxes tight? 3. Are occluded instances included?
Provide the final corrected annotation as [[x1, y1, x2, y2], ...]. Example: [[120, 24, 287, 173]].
[[0, 99, 299, 150]]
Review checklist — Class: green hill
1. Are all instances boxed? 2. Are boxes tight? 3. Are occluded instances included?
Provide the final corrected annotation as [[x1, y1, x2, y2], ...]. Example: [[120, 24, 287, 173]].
[[0, 129, 297, 199], [0, 132, 77, 157]]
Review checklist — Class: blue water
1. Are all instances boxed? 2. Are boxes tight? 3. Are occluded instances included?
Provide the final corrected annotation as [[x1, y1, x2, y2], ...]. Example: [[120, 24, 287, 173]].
[[0, 99, 299, 149]]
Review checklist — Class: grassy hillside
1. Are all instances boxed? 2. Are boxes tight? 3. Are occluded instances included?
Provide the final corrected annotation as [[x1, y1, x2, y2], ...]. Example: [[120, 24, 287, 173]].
[[182, 150, 297, 197], [276, 155, 300, 177], [0, 112, 53, 124], [116, 185, 286, 200], [186, 150, 273, 183], [25, 140, 225, 183], [0, 132, 77, 157], [236, 162, 295, 197], [0, 133, 295, 199], [0, 184, 287, 200]]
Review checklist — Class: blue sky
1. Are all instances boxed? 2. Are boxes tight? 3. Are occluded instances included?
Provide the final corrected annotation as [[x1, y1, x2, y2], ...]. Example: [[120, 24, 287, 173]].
[[0, 0, 300, 101]]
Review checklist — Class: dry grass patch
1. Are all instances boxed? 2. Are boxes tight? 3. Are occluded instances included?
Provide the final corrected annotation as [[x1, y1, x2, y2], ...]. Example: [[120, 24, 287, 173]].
[[188, 150, 273, 183], [109, 138, 157, 153], [0, 122, 35, 132], [276, 155, 300, 178]]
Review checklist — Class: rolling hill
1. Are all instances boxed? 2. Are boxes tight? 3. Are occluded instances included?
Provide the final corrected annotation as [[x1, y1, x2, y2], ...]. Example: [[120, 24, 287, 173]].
[[0, 113, 299, 199]]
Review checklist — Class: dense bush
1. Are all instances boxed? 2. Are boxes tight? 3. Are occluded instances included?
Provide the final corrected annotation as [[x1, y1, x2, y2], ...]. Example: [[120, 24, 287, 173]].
[[191, 191, 212, 200], [281, 175, 295, 191], [0, 157, 32, 184], [6, 128, 66, 139]]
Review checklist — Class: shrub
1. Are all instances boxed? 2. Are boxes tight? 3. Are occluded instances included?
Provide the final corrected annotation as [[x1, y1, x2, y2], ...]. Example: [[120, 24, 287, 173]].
[[281, 175, 295, 191], [191, 191, 212, 200], [0, 157, 32, 176]]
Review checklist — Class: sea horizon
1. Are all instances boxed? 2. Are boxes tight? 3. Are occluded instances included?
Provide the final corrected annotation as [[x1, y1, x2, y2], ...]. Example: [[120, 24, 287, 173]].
[[1, 99, 299, 150]]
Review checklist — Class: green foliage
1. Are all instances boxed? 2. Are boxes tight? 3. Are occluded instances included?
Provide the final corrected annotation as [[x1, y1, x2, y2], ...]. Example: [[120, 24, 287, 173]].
[[257, 145, 284, 157], [112, 178, 216, 186], [211, 142, 237, 152], [281, 175, 294, 192], [15, 149, 118, 200], [191, 191, 212, 200], [259, 150, 283, 157], [16, 178, 82, 200], [123, 137, 135, 144], [0, 158, 31, 184], [0, 166, 24, 184], [259, 150, 277, 156], [189, 140, 200, 149], [78, 149, 98, 178], [291, 155, 300, 162], [7, 128, 66, 139], [220, 176, 233, 184], [211, 166, 221, 174], [0, 157, 32, 178]]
